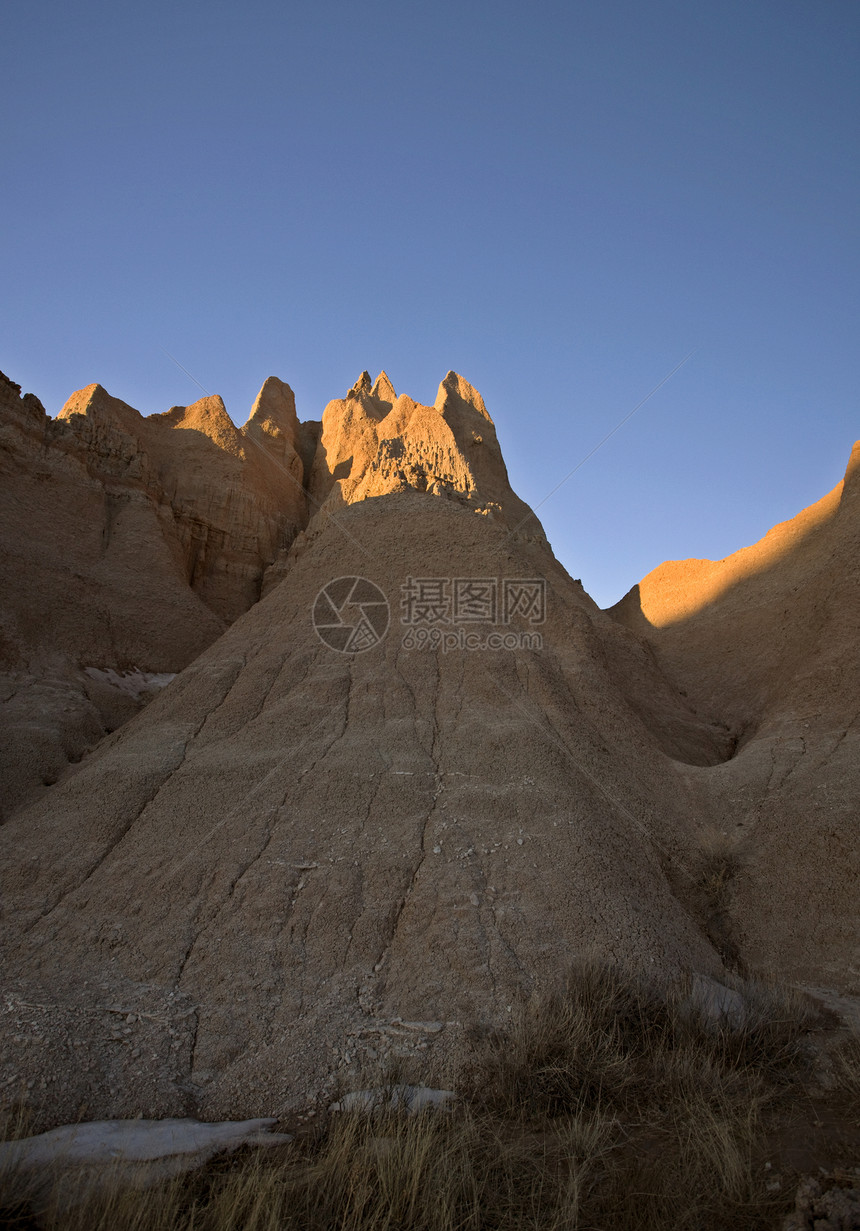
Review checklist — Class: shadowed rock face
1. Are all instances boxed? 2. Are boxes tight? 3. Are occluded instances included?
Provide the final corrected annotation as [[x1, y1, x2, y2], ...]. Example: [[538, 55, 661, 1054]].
[[0, 364, 856, 1128], [0, 365, 733, 1126], [0, 496, 723, 1126], [609, 442, 860, 991], [0, 368, 547, 813], [56, 376, 309, 625], [0, 372, 307, 816], [609, 443, 860, 734]]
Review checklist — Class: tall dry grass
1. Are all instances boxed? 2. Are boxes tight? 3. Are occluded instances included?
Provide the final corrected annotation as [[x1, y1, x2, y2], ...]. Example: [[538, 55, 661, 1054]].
[[0, 965, 831, 1230]]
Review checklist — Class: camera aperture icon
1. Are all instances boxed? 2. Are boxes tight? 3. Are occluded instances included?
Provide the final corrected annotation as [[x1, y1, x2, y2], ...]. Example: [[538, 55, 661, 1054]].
[[312, 576, 390, 653]]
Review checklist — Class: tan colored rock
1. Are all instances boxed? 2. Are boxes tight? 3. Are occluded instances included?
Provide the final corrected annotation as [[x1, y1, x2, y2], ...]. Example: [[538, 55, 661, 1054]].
[[307, 370, 542, 536], [609, 442, 860, 989], [371, 370, 397, 404], [0, 369, 727, 1126], [1, 363, 855, 1132], [0, 371, 308, 816]]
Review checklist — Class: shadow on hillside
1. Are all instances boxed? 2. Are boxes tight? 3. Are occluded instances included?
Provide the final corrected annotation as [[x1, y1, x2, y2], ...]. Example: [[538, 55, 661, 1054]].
[[604, 451, 858, 748]]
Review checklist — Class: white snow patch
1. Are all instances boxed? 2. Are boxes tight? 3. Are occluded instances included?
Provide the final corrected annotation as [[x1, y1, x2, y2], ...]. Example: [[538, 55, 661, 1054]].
[[0, 1116, 293, 1210], [0, 1116, 292, 1170]]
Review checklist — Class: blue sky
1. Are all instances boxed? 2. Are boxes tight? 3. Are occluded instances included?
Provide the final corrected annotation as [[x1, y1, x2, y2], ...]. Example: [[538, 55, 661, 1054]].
[[3, 0, 857, 607]]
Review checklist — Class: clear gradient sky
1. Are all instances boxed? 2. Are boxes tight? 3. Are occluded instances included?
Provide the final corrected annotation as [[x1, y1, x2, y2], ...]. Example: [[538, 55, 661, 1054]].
[[3, 0, 857, 607]]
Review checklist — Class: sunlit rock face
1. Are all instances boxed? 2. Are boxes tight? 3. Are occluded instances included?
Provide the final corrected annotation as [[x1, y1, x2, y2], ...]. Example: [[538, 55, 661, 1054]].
[[609, 440, 860, 994], [0, 365, 733, 1127], [610, 441, 860, 736], [307, 370, 543, 538], [1, 362, 856, 1131], [57, 377, 309, 623], [1, 364, 548, 816], [0, 371, 307, 815]]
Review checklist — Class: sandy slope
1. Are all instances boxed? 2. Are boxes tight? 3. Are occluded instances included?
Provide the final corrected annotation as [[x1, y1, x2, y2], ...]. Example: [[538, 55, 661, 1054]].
[[610, 442, 860, 992], [0, 372, 729, 1123]]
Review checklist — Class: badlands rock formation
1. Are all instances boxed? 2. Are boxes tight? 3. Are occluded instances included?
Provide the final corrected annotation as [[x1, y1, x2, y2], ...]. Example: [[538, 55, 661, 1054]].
[[309, 369, 539, 526], [610, 443, 860, 991], [0, 366, 856, 1128], [0, 371, 310, 816]]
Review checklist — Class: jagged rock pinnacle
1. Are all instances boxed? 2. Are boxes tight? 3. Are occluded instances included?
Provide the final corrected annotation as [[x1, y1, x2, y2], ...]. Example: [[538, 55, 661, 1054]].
[[371, 371, 396, 402]]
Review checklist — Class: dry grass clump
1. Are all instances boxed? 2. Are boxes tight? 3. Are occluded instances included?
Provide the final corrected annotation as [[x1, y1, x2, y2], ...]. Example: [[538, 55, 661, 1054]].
[[467, 965, 814, 1115], [692, 836, 745, 969], [831, 1031, 860, 1099], [0, 965, 828, 1231], [463, 964, 818, 1229], [466, 966, 674, 1119], [698, 848, 738, 913], [0, 1097, 38, 1145], [0, 1109, 606, 1231]]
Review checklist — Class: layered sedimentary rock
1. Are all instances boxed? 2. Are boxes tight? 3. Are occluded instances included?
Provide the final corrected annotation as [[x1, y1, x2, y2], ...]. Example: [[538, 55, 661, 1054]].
[[261, 370, 544, 593], [610, 443, 860, 990], [308, 369, 540, 527], [0, 368, 730, 1125], [1, 363, 855, 1129], [0, 372, 309, 815]]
